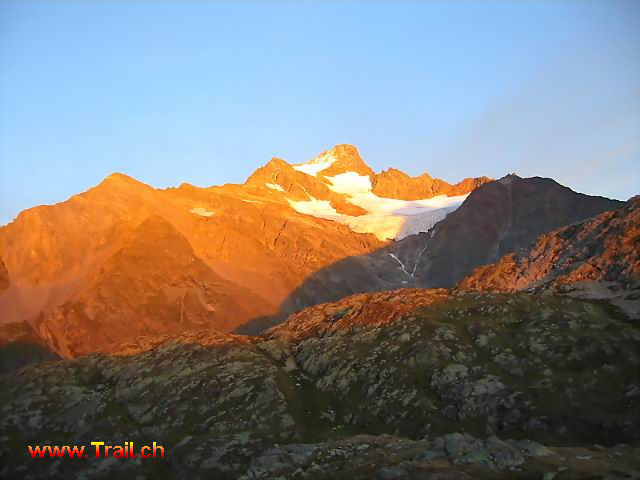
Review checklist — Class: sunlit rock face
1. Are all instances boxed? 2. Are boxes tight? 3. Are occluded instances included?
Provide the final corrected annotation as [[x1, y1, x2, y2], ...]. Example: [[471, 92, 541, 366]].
[[0, 144, 488, 351]]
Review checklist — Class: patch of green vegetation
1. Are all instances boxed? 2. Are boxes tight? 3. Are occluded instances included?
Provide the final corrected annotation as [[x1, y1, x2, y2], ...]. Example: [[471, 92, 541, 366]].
[[76, 365, 106, 388], [102, 399, 131, 421], [275, 367, 345, 442]]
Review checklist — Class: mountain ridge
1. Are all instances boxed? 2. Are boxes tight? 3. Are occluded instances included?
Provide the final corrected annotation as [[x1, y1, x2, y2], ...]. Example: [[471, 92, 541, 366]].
[[0, 144, 629, 357]]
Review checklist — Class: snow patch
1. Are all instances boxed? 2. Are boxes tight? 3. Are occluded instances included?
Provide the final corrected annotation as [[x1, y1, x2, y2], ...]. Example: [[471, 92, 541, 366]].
[[325, 172, 372, 195], [292, 152, 336, 177], [190, 207, 215, 217], [265, 183, 285, 192], [324, 171, 467, 216], [343, 206, 456, 240], [351, 192, 467, 216], [287, 197, 340, 219], [288, 198, 461, 240]]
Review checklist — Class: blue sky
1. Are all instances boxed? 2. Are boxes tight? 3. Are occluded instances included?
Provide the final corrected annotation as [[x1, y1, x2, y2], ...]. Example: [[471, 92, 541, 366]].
[[1, 0, 639, 224]]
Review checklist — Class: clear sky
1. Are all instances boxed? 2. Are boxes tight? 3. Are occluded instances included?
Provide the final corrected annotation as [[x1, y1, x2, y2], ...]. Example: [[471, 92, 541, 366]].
[[1, 0, 639, 224]]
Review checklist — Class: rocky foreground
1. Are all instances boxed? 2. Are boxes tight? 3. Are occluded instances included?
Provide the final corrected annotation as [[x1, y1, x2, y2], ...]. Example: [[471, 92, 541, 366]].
[[1, 289, 639, 479]]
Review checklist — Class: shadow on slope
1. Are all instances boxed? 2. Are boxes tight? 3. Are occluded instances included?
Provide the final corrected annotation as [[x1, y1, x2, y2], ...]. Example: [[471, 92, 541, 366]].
[[234, 245, 417, 334], [0, 341, 60, 374], [0, 321, 61, 373], [237, 176, 625, 334]]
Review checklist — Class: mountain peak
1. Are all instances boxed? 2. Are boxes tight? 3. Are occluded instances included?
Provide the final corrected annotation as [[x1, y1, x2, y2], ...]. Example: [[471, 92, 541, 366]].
[[497, 173, 521, 185], [295, 144, 375, 179], [76, 172, 158, 204], [103, 172, 138, 184], [267, 157, 289, 166], [91, 172, 153, 194], [324, 143, 360, 159]]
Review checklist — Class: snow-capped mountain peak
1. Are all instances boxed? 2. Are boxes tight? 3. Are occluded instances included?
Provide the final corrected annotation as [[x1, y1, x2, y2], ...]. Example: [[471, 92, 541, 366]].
[[244, 144, 491, 240]]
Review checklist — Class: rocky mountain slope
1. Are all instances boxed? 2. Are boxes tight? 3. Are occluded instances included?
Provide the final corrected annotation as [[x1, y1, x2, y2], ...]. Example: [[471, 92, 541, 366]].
[[0, 145, 627, 359], [275, 177, 627, 326], [1, 289, 638, 479], [0, 145, 489, 355], [0, 172, 388, 352], [460, 196, 640, 291], [389, 174, 624, 288], [37, 215, 272, 357]]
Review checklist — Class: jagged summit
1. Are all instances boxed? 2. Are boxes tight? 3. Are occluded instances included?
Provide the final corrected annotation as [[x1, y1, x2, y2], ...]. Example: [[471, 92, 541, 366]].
[[497, 173, 521, 185], [239, 144, 490, 240], [371, 167, 491, 201], [290, 144, 374, 179], [247, 144, 489, 200]]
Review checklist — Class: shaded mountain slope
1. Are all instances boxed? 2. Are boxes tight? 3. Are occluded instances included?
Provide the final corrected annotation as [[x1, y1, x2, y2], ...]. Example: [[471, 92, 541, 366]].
[[0, 321, 59, 374], [458, 196, 640, 315], [392, 175, 624, 288], [259, 176, 628, 333]]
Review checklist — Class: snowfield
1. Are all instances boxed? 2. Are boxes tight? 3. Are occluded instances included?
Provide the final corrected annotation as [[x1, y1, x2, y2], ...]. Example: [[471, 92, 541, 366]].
[[325, 172, 372, 194], [286, 169, 467, 240], [287, 202, 461, 240], [287, 197, 341, 218]]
